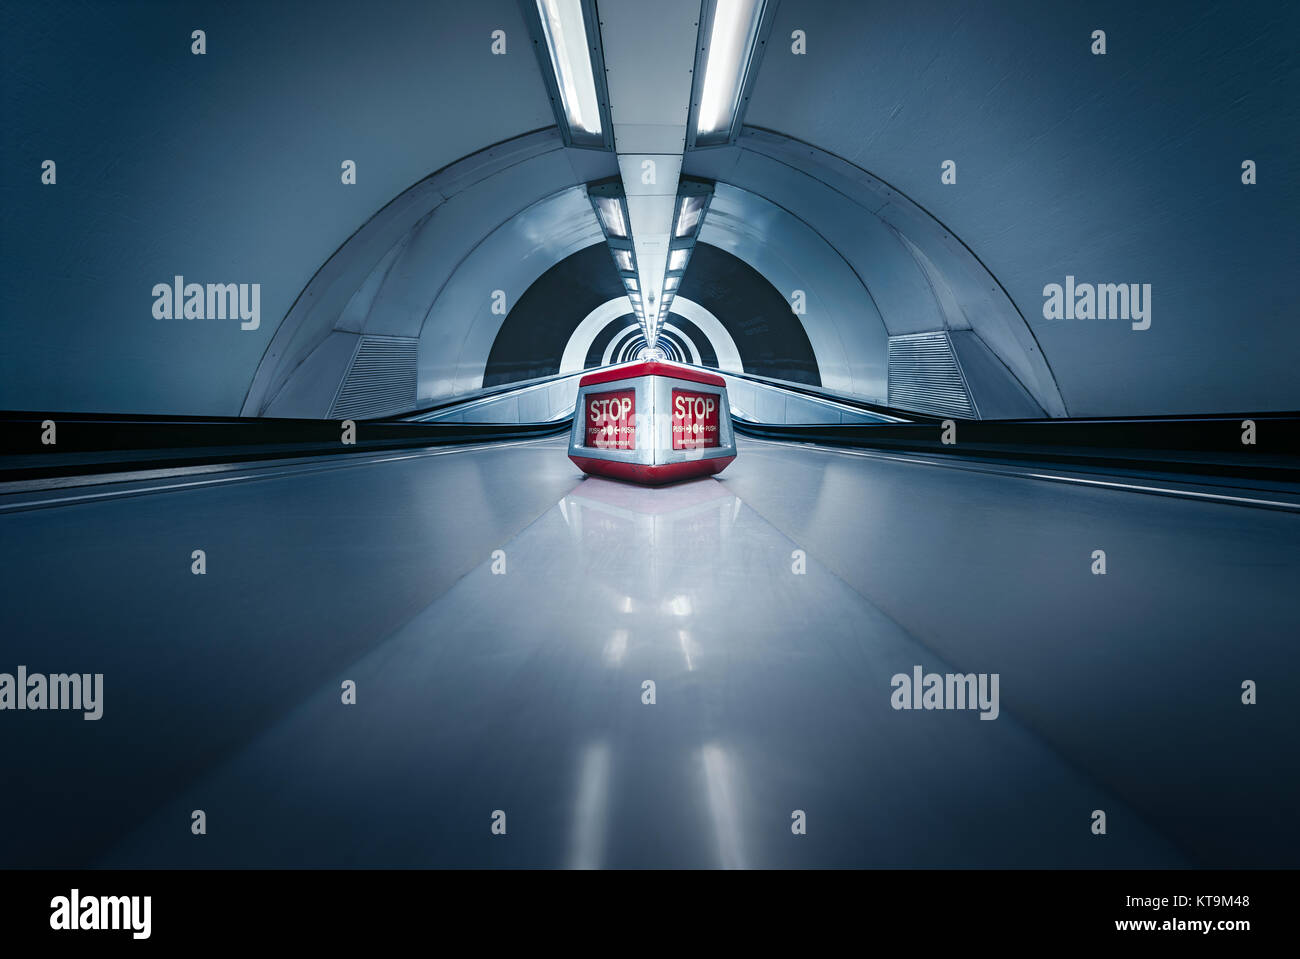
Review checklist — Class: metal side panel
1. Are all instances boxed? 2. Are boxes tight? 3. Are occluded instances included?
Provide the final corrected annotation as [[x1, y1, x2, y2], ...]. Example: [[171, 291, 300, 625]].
[[887, 331, 977, 419], [329, 336, 418, 420]]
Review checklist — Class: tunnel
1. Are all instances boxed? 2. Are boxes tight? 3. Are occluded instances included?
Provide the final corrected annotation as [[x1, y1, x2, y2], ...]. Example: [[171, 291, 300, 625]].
[[1, 0, 1298, 878]]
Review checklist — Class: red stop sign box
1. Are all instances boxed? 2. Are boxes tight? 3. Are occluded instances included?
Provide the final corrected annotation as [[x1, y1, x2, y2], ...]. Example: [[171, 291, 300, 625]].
[[672, 389, 720, 450], [569, 361, 736, 485], [585, 388, 636, 450]]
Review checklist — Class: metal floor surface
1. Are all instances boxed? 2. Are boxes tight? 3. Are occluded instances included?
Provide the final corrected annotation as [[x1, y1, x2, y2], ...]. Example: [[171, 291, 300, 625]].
[[1, 436, 1296, 867]]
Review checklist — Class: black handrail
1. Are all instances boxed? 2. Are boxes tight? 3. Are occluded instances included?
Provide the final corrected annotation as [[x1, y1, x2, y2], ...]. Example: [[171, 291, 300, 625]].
[[0, 412, 573, 483], [733, 412, 1300, 483]]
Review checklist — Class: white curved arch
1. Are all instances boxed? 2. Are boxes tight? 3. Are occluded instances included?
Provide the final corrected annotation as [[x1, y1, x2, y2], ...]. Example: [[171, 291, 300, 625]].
[[601, 322, 701, 367], [559, 298, 637, 374], [665, 296, 744, 373], [600, 325, 640, 366], [560, 295, 744, 374], [601, 325, 642, 366]]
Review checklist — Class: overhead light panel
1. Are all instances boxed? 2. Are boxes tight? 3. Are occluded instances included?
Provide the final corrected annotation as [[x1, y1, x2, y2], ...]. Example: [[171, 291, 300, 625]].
[[586, 177, 700, 343], [536, 0, 603, 136], [644, 180, 714, 349], [675, 195, 706, 237], [593, 195, 628, 238], [696, 0, 764, 135], [689, 0, 772, 146]]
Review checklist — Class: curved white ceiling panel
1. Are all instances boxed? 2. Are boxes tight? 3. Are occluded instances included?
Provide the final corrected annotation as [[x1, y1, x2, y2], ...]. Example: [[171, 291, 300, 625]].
[[249, 130, 616, 416], [559, 299, 641, 375], [663, 298, 744, 374], [421, 189, 605, 399], [687, 137, 1062, 415], [724, 150, 948, 337], [698, 183, 883, 400], [257, 122, 1062, 419]]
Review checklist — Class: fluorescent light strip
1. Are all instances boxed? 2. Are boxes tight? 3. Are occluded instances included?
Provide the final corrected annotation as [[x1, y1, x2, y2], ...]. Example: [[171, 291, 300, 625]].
[[537, 0, 602, 136], [668, 249, 688, 271], [675, 195, 706, 237], [593, 196, 627, 237], [696, 0, 764, 136]]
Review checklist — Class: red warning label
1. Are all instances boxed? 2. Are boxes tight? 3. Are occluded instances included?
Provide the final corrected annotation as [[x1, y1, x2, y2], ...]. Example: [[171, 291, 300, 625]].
[[585, 389, 636, 450], [672, 389, 720, 450]]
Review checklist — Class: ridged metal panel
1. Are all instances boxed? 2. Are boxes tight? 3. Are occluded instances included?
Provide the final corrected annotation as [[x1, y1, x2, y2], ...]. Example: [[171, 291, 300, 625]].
[[887, 331, 977, 418], [330, 336, 418, 419]]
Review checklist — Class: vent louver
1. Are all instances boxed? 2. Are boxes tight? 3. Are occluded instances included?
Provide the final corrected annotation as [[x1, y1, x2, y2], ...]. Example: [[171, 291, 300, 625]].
[[330, 336, 418, 419], [887, 331, 977, 418]]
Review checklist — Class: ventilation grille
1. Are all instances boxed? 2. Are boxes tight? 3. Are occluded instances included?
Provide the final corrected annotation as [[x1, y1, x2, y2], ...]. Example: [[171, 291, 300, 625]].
[[330, 336, 418, 419], [887, 331, 976, 418]]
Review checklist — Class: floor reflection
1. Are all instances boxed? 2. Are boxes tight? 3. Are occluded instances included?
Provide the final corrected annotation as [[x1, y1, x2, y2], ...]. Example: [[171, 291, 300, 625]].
[[98, 451, 1193, 870], [568, 740, 611, 870], [558, 476, 748, 867]]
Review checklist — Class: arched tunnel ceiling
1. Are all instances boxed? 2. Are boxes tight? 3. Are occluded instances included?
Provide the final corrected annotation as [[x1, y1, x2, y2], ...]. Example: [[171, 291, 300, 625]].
[[257, 131, 1048, 418], [600, 323, 703, 367], [484, 244, 629, 387], [3, 0, 1295, 419], [246, 132, 616, 416], [687, 141, 1054, 415], [558, 295, 740, 375], [486, 241, 818, 389], [676, 244, 820, 386], [485, 255, 725, 383]]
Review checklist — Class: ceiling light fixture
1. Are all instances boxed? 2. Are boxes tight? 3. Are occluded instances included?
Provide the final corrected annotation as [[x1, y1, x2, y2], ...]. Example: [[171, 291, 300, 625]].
[[537, 0, 602, 134], [688, 0, 774, 147]]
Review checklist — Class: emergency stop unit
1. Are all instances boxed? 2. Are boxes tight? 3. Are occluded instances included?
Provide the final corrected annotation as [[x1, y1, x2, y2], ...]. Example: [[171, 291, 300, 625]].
[[568, 361, 737, 485]]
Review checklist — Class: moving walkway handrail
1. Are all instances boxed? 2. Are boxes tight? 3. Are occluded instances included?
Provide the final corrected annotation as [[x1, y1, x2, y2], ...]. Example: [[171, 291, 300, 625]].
[[732, 412, 1300, 483], [0, 411, 573, 482]]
